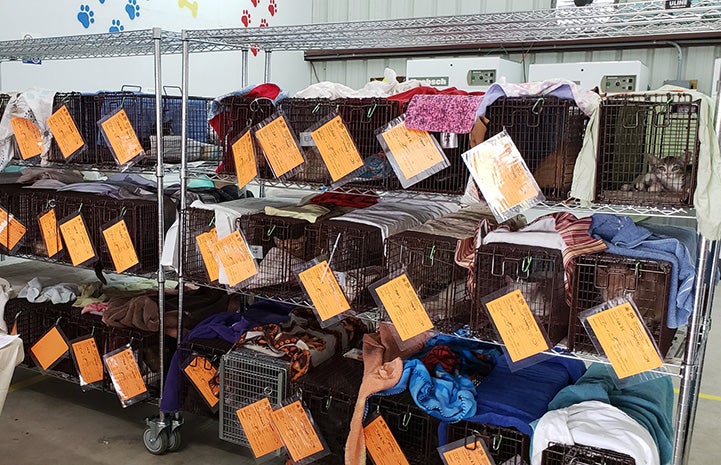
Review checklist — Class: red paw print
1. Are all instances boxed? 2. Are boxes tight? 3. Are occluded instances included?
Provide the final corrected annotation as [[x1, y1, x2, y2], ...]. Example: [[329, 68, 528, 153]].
[[250, 0, 259, 6], [259, 18, 269, 27], [241, 10, 251, 27], [251, 47, 259, 56], [268, 0, 277, 16]]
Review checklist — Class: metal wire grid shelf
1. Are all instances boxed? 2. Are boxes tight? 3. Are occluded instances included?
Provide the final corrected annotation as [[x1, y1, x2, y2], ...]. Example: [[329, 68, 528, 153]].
[[183, 1, 721, 52]]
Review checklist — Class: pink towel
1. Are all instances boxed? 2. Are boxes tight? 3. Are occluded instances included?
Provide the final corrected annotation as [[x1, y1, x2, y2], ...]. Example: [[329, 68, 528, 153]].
[[405, 95, 485, 134]]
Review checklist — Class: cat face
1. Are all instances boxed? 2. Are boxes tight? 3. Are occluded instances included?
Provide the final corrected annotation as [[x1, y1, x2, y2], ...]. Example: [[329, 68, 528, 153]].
[[273, 235, 307, 259], [646, 152, 691, 192]]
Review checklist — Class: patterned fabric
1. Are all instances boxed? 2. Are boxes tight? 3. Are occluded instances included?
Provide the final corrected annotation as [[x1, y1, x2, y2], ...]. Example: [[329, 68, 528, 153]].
[[234, 323, 313, 382], [405, 95, 484, 134], [307, 191, 379, 209]]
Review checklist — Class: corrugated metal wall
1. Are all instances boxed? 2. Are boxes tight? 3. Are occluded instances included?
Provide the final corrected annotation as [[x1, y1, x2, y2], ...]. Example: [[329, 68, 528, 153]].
[[309, 0, 721, 95]]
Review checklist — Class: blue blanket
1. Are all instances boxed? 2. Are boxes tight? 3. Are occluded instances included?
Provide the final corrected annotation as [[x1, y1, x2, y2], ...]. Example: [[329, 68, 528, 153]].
[[589, 214, 695, 328]]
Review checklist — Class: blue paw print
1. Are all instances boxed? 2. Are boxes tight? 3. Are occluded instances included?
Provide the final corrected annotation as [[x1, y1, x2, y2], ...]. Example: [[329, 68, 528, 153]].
[[125, 0, 141, 20], [109, 19, 125, 33], [77, 4, 95, 29], [98, 0, 105, 3]]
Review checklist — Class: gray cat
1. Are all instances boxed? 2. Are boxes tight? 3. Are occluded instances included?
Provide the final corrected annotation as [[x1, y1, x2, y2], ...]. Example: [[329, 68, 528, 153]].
[[621, 153, 691, 194], [505, 275, 548, 319]]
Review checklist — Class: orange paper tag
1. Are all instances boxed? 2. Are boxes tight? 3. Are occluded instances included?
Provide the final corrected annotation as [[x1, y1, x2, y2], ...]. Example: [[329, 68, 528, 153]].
[[374, 274, 433, 341], [381, 122, 445, 180], [254, 116, 304, 177], [99, 109, 144, 165], [71, 337, 104, 385], [0, 208, 27, 252], [236, 398, 284, 458], [232, 131, 258, 189], [363, 415, 410, 465], [101, 219, 139, 273], [104, 347, 148, 402], [211, 230, 258, 287], [196, 228, 220, 282], [464, 140, 539, 213], [58, 214, 95, 266], [10, 117, 44, 160], [182, 355, 219, 409], [47, 105, 85, 159], [586, 302, 664, 379], [484, 289, 550, 362], [298, 260, 350, 322], [38, 209, 63, 257], [270, 400, 324, 462], [30, 326, 69, 371], [311, 115, 364, 182], [441, 440, 493, 465]]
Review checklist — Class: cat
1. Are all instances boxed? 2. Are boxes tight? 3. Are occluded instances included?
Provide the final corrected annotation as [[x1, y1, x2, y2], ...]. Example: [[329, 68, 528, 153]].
[[504, 275, 549, 319], [621, 153, 691, 195], [597, 264, 633, 303], [273, 235, 307, 259]]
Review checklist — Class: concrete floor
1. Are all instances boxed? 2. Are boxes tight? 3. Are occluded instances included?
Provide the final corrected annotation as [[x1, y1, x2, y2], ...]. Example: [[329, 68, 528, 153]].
[[1, 301, 721, 465]]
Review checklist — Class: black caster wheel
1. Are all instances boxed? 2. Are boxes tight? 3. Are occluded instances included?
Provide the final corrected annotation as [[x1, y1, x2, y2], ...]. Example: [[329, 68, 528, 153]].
[[143, 427, 168, 455], [167, 428, 182, 453]]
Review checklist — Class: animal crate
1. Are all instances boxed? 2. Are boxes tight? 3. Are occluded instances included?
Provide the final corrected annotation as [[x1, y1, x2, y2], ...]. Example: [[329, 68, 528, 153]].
[[569, 253, 675, 357], [183, 207, 218, 285], [293, 356, 364, 463], [384, 230, 471, 333], [219, 348, 291, 447], [310, 219, 386, 311], [237, 213, 319, 298], [595, 92, 700, 208], [367, 392, 442, 465], [484, 96, 588, 201], [215, 95, 277, 175], [176, 338, 233, 417], [0, 93, 9, 114], [47, 92, 100, 165], [446, 421, 531, 465], [277, 98, 338, 185], [472, 243, 569, 345], [102, 324, 162, 400], [541, 443, 636, 465]]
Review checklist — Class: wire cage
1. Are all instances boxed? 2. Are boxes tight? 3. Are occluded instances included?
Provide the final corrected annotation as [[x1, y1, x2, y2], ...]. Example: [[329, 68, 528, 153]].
[[310, 219, 386, 311], [219, 348, 291, 447], [277, 97, 339, 185], [446, 421, 531, 465], [484, 96, 589, 201], [595, 92, 700, 208], [0, 93, 10, 115], [182, 206, 218, 285], [47, 92, 100, 164], [293, 356, 364, 463], [472, 244, 569, 345], [237, 213, 319, 298], [11, 189, 161, 275], [367, 392, 442, 465], [103, 323, 162, 400], [569, 253, 675, 357], [384, 231, 471, 333], [541, 442, 636, 465], [215, 95, 277, 175], [176, 338, 233, 417]]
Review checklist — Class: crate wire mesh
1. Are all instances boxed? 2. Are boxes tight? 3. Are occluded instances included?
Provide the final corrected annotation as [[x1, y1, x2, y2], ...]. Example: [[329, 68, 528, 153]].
[[446, 421, 531, 465], [472, 244, 569, 345], [484, 96, 588, 201], [541, 442, 636, 465], [10, 188, 160, 275], [176, 338, 233, 417], [47, 92, 99, 164], [311, 219, 385, 311], [384, 231, 470, 333], [367, 392, 442, 465], [216, 95, 277, 175], [238, 213, 318, 298], [595, 92, 700, 208], [219, 348, 291, 446], [293, 356, 364, 463], [5, 299, 161, 399], [183, 206, 218, 285], [569, 253, 675, 357]]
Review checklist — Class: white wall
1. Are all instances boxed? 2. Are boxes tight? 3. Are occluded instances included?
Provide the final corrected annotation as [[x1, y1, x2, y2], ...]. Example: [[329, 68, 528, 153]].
[[0, 0, 313, 97], [309, 0, 721, 96]]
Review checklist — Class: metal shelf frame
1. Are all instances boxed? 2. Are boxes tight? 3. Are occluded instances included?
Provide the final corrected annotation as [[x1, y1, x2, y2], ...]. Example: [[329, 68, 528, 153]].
[[176, 3, 721, 464], [0, 27, 177, 451]]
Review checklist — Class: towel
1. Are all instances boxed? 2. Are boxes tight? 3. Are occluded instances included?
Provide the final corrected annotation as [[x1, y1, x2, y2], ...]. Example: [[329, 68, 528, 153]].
[[405, 95, 484, 134]]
